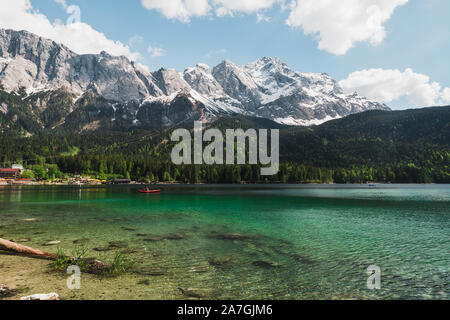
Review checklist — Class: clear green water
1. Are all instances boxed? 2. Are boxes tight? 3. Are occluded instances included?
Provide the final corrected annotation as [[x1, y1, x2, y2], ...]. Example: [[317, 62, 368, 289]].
[[0, 184, 449, 300]]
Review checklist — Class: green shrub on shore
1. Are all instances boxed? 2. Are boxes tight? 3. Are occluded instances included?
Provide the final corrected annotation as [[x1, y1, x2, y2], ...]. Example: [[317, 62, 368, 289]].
[[107, 252, 135, 277], [51, 246, 89, 271], [50, 246, 134, 277]]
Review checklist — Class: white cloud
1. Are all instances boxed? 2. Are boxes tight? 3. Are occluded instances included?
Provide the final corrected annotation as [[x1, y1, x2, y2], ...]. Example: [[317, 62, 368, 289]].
[[442, 88, 450, 104], [54, 0, 68, 9], [286, 0, 408, 55], [339, 68, 450, 107], [214, 0, 281, 16], [0, 0, 140, 60], [129, 34, 145, 47], [141, 0, 281, 21], [141, 0, 211, 22], [256, 13, 271, 23], [148, 46, 166, 57], [141, 0, 405, 55]]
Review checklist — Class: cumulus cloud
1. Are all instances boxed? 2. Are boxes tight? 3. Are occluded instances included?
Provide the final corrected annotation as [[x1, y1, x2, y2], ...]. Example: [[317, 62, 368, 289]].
[[148, 46, 166, 57], [129, 34, 145, 47], [441, 88, 450, 104], [339, 68, 450, 107], [141, 0, 211, 22], [286, 0, 408, 55], [54, 0, 68, 9], [0, 0, 140, 60], [214, 0, 281, 16], [140, 0, 281, 21], [256, 13, 271, 23], [140, 0, 407, 55]]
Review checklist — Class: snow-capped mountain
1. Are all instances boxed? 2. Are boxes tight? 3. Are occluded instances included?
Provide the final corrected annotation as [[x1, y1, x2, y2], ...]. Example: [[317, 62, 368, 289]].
[[211, 57, 389, 125], [0, 29, 389, 134]]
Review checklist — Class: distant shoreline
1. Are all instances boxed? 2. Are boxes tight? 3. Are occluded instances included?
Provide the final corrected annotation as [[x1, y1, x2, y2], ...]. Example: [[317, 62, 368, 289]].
[[0, 182, 447, 187]]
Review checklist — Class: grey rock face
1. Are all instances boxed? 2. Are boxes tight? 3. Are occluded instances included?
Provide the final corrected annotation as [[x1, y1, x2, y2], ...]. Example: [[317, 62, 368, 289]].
[[0, 28, 389, 132], [68, 51, 152, 101], [137, 94, 204, 128], [184, 63, 244, 115], [0, 29, 157, 102], [0, 29, 75, 93], [184, 63, 224, 96], [152, 68, 191, 96], [212, 60, 260, 109]]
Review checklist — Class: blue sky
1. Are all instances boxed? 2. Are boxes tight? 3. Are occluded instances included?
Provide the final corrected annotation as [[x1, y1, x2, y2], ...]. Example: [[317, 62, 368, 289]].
[[3, 0, 450, 109]]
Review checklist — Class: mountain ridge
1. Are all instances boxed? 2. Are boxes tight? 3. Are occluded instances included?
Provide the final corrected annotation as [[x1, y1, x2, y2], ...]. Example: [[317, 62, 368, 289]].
[[0, 28, 389, 136]]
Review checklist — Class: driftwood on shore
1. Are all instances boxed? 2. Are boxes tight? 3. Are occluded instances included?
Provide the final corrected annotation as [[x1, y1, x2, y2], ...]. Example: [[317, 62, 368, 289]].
[[0, 238, 57, 260]]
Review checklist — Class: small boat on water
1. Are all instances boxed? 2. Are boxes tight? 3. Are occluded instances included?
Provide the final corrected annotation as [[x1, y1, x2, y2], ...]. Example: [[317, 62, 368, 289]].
[[138, 188, 161, 194]]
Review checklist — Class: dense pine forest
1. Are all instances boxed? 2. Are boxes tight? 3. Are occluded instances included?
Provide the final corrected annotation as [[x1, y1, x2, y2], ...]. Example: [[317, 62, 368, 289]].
[[0, 107, 449, 184]]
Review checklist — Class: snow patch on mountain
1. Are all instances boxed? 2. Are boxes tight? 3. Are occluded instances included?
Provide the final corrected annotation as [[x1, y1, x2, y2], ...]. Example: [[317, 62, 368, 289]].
[[275, 115, 342, 126], [0, 28, 389, 128]]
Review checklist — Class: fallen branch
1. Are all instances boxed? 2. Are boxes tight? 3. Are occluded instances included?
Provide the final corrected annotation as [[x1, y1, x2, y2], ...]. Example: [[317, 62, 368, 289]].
[[0, 238, 57, 260]]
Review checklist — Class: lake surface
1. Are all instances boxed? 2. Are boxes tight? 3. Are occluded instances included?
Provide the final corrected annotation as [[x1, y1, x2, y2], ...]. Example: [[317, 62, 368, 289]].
[[0, 184, 449, 300]]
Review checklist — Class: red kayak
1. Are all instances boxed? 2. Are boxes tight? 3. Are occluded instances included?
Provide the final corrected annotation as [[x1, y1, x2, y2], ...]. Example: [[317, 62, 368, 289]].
[[138, 189, 161, 194]]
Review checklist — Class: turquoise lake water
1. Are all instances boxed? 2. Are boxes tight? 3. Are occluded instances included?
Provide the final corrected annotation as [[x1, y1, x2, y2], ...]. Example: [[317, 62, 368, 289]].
[[0, 184, 448, 299]]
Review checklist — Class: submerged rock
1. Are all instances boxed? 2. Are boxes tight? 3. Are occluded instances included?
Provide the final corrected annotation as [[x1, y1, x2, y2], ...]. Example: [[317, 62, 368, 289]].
[[208, 231, 256, 241], [291, 254, 315, 265], [165, 232, 191, 240], [136, 233, 151, 237], [143, 236, 165, 242], [142, 232, 192, 242], [122, 227, 139, 232], [108, 241, 128, 249], [209, 256, 234, 267], [252, 260, 282, 269], [43, 241, 61, 246], [73, 238, 90, 244], [133, 266, 168, 276], [94, 241, 128, 251]]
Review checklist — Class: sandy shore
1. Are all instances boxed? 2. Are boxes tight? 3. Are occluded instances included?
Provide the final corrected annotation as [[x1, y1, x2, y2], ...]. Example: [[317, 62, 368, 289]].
[[0, 252, 183, 300]]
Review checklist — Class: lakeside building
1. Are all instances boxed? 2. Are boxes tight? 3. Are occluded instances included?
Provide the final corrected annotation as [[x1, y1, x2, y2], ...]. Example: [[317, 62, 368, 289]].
[[0, 168, 21, 180], [11, 164, 25, 173]]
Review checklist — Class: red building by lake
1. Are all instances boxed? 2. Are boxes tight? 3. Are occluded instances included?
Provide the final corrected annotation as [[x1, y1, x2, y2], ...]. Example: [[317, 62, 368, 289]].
[[0, 168, 21, 180]]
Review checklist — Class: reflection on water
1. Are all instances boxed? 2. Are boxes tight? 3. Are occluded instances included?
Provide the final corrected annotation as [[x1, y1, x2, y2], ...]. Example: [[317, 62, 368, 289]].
[[0, 184, 449, 300]]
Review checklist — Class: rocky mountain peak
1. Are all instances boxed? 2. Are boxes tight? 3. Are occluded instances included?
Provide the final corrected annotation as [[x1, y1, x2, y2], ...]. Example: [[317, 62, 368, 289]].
[[152, 68, 191, 96], [184, 63, 225, 97], [0, 28, 389, 133]]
